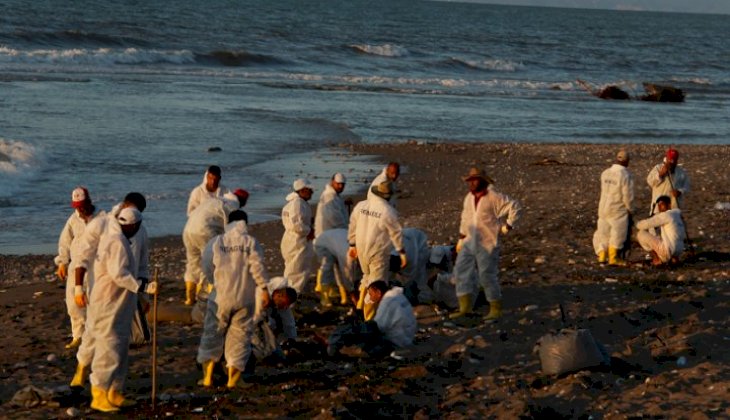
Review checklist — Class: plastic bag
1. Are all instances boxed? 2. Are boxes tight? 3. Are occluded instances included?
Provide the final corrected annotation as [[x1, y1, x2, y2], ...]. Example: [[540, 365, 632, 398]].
[[536, 328, 607, 376], [251, 320, 277, 360]]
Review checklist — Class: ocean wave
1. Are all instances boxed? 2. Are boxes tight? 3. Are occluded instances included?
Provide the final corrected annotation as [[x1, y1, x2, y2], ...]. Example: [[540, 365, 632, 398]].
[[348, 43, 409, 57], [0, 138, 42, 198], [669, 77, 712, 86], [0, 46, 196, 66], [445, 57, 524, 72], [194, 50, 285, 67], [7, 29, 149, 48]]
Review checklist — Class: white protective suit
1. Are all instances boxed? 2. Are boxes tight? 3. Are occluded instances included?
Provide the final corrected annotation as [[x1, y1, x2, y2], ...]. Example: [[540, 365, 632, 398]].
[[636, 209, 686, 262], [454, 188, 522, 302], [280, 192, 314, 293], [187, 171, 230, 216], [314, 183, 348, 238], [197, 220, 269, 372], [592, 164, 635, 256], [56, 208, 105, 340], [254, 276, 297, 341], [313, 228, 356, 292], [87, 220, 141, 395], [183, 195, 240, 286], [646, 164, 689, 211], [367, 166, 397, 208], [392, 228, 432, 303], [348, 195, 404, 289], [373, 287, 417, 348]]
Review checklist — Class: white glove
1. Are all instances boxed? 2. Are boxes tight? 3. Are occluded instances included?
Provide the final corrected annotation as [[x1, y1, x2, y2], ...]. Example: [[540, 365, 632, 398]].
[[144, 281, 158, 295]]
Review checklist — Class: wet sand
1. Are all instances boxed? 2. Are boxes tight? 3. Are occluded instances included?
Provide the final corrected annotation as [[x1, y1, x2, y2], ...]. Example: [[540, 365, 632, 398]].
[[1, 142, 729, 418]]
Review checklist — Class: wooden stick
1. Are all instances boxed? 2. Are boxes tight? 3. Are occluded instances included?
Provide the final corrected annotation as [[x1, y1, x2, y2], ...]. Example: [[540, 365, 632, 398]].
[[151, 267, 159, 410]]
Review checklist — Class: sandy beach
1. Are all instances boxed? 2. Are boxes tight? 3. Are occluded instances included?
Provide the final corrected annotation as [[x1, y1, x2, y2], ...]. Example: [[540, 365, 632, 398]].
[[1, 142, 729, 418]]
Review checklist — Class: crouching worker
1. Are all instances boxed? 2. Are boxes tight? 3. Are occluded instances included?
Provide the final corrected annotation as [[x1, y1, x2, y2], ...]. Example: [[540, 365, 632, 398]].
[[248, 276, 298, 372], [636, 195, 685, 266], [327, 281, 416, 358], [196, 210, 270, 389]]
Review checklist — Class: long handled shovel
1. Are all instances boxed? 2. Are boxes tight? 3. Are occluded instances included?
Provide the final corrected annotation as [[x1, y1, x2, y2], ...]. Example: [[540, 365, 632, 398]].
[[151, 267, 159, 410]]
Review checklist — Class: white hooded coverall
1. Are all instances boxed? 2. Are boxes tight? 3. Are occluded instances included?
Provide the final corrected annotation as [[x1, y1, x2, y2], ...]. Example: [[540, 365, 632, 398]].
[[187, 171, 230, 216], [313, 228, 356, 292], [183, 195, 240, 286], [367, 166, 397, 208], [392, 228, 432, 303], [314, 183, 348, 238], [592, 164, 635, 256], [454, 188, 522, 302], [348, 195, 404, 289], [281, 192, 314, 293], [373, 287, 417, 348], [646, 164, 689, 211], [56, 208, 105, 340], [197, 221, 269, 372], [87, 220, 140, 395], [636, 209, 686, 262]]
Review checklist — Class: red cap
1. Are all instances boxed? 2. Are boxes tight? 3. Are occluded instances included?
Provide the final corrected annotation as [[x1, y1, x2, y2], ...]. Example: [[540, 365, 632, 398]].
[[233, 188, 249, 201], [665, 148, 679, 163], [71, 187, 90, 209]]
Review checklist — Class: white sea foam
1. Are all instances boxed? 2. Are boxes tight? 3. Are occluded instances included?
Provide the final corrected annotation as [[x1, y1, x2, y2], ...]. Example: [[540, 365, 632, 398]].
[[0, 46, 196, 66], [455, 57, 524, 72], [350, 44, 409, 57], [0, 138, 41, 197]]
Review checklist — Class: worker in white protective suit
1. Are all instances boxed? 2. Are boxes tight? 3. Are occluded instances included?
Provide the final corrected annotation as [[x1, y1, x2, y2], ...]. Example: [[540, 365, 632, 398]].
[[647, 147, 689, 213], [366, 162, 400, 207], [182, 189, 248, 305], [313, 228, 359, 307], [70, 192, 151, 390], [281, 179, 315, 294], [55, 187, 106, 349], [451, 167, 522, 321], [636, 195, 686, 266], [327, 280, 416, 358], [348, 181, 406, 321], [85, 208, 157, 412], [592, 149, 635, 266], [248, 276, 299, 370], [390, 228, 432, 304], [197, 210, 270, 389], [187, 165, 230, 216], [314, 172, 349, 236]]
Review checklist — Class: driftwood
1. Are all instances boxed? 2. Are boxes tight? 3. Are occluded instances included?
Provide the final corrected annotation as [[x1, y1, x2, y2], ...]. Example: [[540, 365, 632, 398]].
[[577, 79, 685, 102]]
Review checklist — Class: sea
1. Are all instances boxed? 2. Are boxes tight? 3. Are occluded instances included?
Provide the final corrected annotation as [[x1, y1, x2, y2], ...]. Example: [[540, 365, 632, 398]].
[[1, 0, 728, 254]]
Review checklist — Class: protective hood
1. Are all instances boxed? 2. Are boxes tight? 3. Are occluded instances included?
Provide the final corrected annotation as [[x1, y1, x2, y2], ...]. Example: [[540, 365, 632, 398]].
[[285, 192, 299, 202], [267, 276, 289, 294], [225, 220, 248, 234]]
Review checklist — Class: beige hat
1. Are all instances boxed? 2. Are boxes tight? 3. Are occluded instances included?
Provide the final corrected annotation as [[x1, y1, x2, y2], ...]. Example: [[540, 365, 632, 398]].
[[616, 149, 630, 162], [292, 178, 313, 192], [118, 207, 142, 225], [371, 181, 394, 199], [333, 173, 346, 183], [461, 167, 494, 184]]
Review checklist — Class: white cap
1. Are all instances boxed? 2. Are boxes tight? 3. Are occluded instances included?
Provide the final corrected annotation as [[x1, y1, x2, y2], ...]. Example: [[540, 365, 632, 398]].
[[268, 276, 289, 291], [333, 173, 346, 184], [117, 207, 142, 225], [292, 178, 313, 192]]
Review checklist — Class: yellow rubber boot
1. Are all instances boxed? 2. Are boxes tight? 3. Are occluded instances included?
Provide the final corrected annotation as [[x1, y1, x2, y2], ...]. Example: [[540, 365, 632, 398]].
[[90, 386, 119, 413], [356, 287, 366, 310], [338, 286, 349, 305], [107, 388, 135, 408], [449, 294, 474, 319], [597, 250, 607, 264], [608, 247, 627, 266], [65, 337, 82, 349], [185, 281, 196, 306], [69, 363, 89, 388], [198, 360, 215, 387], [485, 300, 503, 321], [320, 284, 334, 307], [363, 302, 377, 321], [226, 366, 247, 389], [314, 269, 323, 293]]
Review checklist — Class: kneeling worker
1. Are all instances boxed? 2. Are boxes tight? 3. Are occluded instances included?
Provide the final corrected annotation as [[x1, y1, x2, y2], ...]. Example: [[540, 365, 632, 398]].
[[636, 195, 686, 266]]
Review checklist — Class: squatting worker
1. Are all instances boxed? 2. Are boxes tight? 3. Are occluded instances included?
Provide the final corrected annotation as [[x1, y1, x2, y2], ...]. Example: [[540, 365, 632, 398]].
[[451, 167, 522, 321], [55, 187, 105, 349], [70, 192, 151, 390], [313, 228, 358, 307], [187, 165, 230, 216], [367, 162, 400, 207], [636, 195, 686, 266], [183, 189, 248, 305], [281, 178, 315, 294], [348, 181, 406, 321], [85, 207, 157, 412], [592, 149, 635, 266], [197, 210, 270, 389], [647, 147, 689, 213]]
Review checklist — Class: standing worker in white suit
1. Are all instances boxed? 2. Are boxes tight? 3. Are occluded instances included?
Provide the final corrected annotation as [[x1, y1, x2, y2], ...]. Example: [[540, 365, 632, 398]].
[[197, 210, 270, 389], [281, 179, 315, 294], [187, 165, 230, 216], [55, 187, 106, 349], [86, 208, 157, 412], [451, 168, 522, 321], [367, 162, 400, 207], [183, 189, 248, 305], [314, 172, 349, 236], [646, 147, 689, 212], [348, 181, 407, 320], [592, 149, 635, 266]]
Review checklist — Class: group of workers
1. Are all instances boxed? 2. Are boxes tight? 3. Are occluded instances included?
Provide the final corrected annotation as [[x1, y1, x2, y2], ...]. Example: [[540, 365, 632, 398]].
[[53, 147, 691, 411], [593, 147, 690, 267]]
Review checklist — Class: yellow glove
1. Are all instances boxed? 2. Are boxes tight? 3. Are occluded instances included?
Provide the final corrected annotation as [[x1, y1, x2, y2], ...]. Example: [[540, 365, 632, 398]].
[[56, 263, 67, 281], [455, 239, 464, 253], [501, 224, 512, 235], [74, 285, 87, 308], [348, 246, 358, 259], [399, 252, 408, 268]]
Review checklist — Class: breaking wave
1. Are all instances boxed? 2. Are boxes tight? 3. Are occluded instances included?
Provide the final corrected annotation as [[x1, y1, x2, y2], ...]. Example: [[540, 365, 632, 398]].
[[445, 57, 524, 72], [348, 43, 409, 57], [0, 138, 42, 197], [0, 46, 196, 65]]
